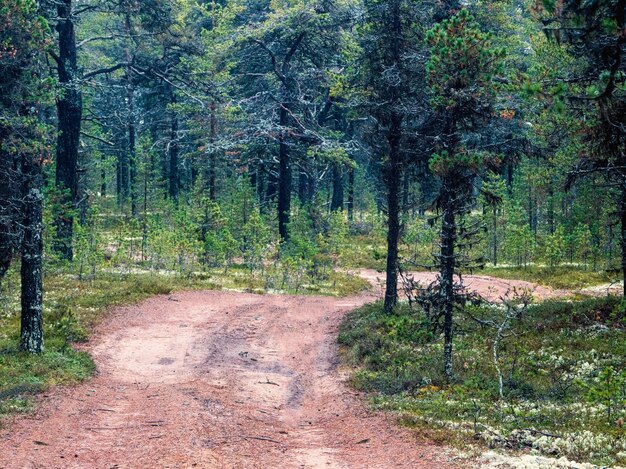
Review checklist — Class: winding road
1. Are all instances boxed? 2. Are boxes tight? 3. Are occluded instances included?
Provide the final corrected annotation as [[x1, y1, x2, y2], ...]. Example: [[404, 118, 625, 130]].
[[0, 271, 569, 468]]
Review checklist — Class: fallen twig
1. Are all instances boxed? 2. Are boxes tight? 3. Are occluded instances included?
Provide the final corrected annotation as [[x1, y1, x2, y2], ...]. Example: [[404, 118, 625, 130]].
[[241, 435, 283, 444], [257, 377, 279, 386]]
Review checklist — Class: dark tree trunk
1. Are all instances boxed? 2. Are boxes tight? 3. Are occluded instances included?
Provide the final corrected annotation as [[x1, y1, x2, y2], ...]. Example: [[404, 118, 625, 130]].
[[128, 115, 137, 216], [381, 0, 404, 313], [265, 165, 277, 206], [54, 0, 82, 261], [347, 167, 355, 221], [440, 177, 456, 381], [492, 206, 498, 267], [124, 13, 137, 217], [169, 93, 180, 202], [100, 153, 107, 197], [402, 167, 410, 215], [383, 113, 403, 313], [278, 105, 291, 240], [208, 102, 218, 200], [298, 169, 310, 205], [547, 187, 555, 235], [117, 145, 129, 206], [621, 184, 626, 298], [331, 163, 344, 211], [506, 163, 513, 195], [20, 156, 44, 353]]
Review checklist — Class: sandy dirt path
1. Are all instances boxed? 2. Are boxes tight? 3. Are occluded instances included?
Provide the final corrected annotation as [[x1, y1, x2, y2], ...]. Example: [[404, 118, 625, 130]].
[[358, 269, 571, 302], [0, 271, 570, 469], [0, 290, 462, 469]]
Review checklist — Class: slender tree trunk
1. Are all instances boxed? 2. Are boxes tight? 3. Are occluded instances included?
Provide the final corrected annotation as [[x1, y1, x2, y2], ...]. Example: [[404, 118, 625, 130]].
[[128, 113, 137, 216], [169, 93, 180, 202], [347, 167, 355, 222], [20, 156, 44, 353], [124, 14, 137, 217], [331, 163, 344, 211], [493, 206, 498, 266], [298, 169, 310, 205], [621, 184, 626, 298], [278, 105, 291, 240], [402, 167, 410, 216], [208, 103, 218, 200], [100, 153, 107, 197], [117, 144, 129, 206], [440, 177, 456, 381], [547, 187, 555, 235], [54, 0, 82, 261], [383, 114, 403, 313]]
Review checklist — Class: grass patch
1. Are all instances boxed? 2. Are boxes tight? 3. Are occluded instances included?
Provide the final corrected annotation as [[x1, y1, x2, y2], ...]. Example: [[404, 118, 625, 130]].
[[339, 297, 626, 466], [481, 265, 621, 290]]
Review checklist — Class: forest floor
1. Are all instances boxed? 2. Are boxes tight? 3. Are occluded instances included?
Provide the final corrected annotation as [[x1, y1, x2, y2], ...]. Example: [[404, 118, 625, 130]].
[[0, 272, 572, 468]]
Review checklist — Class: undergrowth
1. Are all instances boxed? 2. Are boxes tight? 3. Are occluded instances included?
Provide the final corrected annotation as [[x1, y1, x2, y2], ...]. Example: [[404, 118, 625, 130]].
[[339, 297, 626, 467]]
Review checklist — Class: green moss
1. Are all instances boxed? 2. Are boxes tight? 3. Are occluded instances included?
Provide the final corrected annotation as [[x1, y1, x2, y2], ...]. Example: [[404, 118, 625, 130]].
[[339, 298, 626, 466]]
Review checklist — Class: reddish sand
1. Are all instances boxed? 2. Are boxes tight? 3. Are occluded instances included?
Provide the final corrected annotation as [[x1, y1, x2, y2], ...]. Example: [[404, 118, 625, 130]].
[[0, 271, 569, 468]]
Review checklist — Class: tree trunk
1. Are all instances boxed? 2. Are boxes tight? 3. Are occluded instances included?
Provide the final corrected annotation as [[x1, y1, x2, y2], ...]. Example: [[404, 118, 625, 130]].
[[493, 206, 498, 266], [547, 187, 555, 235], [383, 114, 402, 313], [54, 0, 82, 262], [169, 93, 180, 202], [100, 153, 107, 197], [117, 145, 129, 206], [208, 103, 218, 200], [298, 169, 310, 205], [124, 13, 137, 217], [347, 167, 355, 222], [440, 177, 456, 381], [278, 105, 291, 240], [20, 156, 44, 353], [621, 184, 626, 298], [128, 113, 137, 217], [331, 163, 344, 211]]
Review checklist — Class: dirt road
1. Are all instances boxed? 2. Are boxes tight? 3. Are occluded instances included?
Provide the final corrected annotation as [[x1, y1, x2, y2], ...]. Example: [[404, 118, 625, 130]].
[[358, 269, 570, 302], [0, 272, 569, 468], [0, 290, 463, 468]]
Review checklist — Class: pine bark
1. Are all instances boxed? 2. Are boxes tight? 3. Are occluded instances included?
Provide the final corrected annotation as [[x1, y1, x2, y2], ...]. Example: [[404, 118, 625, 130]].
[[20, 156, 44, 353], [621, 184, 626, 298], [440, 177, 456, 381], [383, 113, 403, 313], [54, 0, 82, 261], [347, 167, 355, 221], [169, 93, 180, 201], [331, 163, 344, 212], [278, 104, 292, 241]]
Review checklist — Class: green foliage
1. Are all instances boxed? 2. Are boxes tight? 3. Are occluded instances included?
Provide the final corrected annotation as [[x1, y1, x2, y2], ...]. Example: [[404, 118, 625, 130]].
[[581, 366, 626, 423], [426, 9, 504, 112], [544, 224, 566, 268]]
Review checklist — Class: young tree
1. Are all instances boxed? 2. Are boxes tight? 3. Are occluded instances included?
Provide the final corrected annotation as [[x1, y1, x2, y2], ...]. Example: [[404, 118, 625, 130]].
[[426, 9, 504, 380]]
